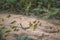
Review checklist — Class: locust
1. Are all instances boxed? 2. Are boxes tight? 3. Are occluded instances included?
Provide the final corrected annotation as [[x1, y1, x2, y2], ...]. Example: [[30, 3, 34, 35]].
[[4, 33, 9, 37], [33, 20, 37, 23], [0, 23, 3, 26], [7, 14, 11, 18], [5, 30, 11, 33], [14, 28, 19, 31], [11, 26, 17, 29], [20, 23, 31, 30], [10, 20, 16, 24]]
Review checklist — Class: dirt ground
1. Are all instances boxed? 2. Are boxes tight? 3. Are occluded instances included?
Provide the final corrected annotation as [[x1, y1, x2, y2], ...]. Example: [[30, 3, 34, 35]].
[[0, 12, 60, 40]]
